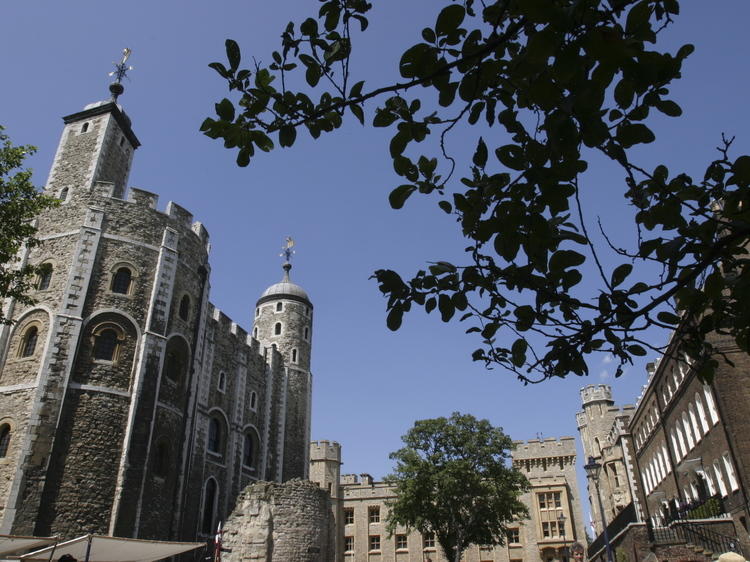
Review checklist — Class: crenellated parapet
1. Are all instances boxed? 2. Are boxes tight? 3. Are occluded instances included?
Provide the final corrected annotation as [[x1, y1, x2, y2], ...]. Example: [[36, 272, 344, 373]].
[[310, 440, 341, 463], [513, 436, 577, 458], [580, 384, 613, 406]]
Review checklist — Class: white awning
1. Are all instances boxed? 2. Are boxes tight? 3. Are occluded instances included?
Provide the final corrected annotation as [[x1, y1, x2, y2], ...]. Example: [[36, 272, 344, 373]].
[[0, 535, 57, 557], [19, 535, 205, 562]]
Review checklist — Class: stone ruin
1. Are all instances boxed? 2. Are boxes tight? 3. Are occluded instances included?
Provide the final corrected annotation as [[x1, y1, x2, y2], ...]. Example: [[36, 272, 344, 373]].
[[221, 479, 335, 561]]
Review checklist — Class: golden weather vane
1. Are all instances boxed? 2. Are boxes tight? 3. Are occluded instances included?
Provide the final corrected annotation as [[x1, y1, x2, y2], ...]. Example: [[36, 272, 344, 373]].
[[280, 237, 296, 262]]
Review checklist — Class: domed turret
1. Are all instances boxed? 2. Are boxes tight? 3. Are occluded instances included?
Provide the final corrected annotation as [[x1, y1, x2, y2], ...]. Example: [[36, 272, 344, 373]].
[[258, 262, 311, 304], [253, 261, 313, 371], [253, 251, 314, 481]]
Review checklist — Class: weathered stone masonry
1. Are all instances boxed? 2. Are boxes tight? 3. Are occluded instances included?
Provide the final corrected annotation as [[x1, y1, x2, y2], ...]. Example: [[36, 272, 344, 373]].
[[0, 97, 314, 542]]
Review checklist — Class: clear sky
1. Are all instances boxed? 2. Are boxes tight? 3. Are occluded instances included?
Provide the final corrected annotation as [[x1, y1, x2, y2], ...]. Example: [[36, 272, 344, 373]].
[[2, 0, 749, 527]]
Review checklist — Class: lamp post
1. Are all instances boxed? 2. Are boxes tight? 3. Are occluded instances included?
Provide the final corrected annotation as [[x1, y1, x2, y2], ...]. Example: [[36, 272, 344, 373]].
[[558, 513, 569, 562], [584, 456, 614, 562]]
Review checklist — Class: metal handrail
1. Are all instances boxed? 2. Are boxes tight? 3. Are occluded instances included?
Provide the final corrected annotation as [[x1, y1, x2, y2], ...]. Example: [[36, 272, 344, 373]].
[[588, 503, 637, 557], [675, 519, 746, 558]]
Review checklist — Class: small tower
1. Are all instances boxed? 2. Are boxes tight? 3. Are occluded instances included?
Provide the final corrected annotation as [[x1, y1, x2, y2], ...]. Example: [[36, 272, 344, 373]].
[[577, 385, 634, 535], [45, 52, 139, 200], [577, 385, 615, 462], [309, 441, 343, 561], [309, 440, 342, 498], [253, 260, 313, 370], [254, 243, 313, 481]]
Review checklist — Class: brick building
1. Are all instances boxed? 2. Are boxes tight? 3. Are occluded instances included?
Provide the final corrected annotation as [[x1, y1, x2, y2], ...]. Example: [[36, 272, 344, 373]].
[[310, 438, 587, 562], [577, 330, 750, 561], [0, 93, 314, 541]]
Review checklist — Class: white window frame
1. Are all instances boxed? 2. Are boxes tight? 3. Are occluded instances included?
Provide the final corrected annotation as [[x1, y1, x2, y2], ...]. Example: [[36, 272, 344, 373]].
[[722, 453, 740, 492], [695, 393, 710, 433], [704, 386, 719, 425]]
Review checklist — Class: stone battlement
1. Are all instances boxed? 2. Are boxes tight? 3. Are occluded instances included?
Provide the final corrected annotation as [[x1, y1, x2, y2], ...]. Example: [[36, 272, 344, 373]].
[[580, 384, 613, 405], [310, 440, 341, 462], [513, 437, 577, 459], [340, 474, 358, 484], [91, 182, 211, 247]]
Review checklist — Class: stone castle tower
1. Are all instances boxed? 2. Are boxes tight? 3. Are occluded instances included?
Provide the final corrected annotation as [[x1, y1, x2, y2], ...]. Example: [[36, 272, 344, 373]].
[[0, 93, 313, 541], [309, 440, 343, 559], [253, 262, 314, 482], [512, 438, 588, 560], [576, 385, 635, 533]]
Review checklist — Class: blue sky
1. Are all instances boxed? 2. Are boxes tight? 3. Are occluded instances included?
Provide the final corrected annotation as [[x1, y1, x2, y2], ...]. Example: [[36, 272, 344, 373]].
[[2, 0, 749, 525]]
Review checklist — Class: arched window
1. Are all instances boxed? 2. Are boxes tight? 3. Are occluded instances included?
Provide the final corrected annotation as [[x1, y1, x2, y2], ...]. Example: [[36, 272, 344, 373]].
[[37, 264, 53, 290], [702, 469, 717, 496], [243, 433, 255, 467], [111, 267, 133, 294], [163, 337, 189, 382], [93, 328, 120, 361], [255, 307, 260, 318], [682, 412, 695, 450], [695, 393, 710, 433], [274, 322, 281, 336], [703, 386, 719, 424], [688, 404, 702, 440], [0, 424, 11, 458], [714, 461, 728, 496], [81, 122, 89, 133], [662, 445, 672, 474], [153, 440, 170, 478], [59, 187, 69, 202], [250, 391, 257, 411], [20, 326, 39, 358], [207, 416, 223, 455], [670, 430, 680, 461], [304, 326, 309, 341], [276, 302, 283, 312], [253, 327, 258, 338], [201, 479, 217, 535], [217, 371, 226, 392], [723, 453, 740, 491], [292, 348, 298, 363], [179, 294, 190, 321], [675, 424, 687, 459], [656, 452, 666, 481]]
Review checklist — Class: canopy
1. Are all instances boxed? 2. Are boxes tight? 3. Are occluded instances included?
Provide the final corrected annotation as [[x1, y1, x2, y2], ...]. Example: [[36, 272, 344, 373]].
[[0, 535, 56, 557], [19, 535, 205, 562]]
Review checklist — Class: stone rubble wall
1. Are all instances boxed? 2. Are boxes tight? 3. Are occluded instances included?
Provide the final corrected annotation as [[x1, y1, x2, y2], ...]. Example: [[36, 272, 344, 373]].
[[222, 479, 335, 562]]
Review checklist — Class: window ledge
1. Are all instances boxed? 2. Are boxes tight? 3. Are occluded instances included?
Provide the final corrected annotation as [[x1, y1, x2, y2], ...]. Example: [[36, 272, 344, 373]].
[[206, 452, 225, 467]]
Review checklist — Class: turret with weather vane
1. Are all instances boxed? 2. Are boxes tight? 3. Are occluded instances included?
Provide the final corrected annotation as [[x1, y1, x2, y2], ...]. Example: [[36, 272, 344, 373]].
[[253, 238, 314, 481], [44, 48, 140, 199]]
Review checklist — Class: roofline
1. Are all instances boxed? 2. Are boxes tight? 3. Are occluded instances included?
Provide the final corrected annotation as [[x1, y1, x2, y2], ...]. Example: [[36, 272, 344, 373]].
[[63, 102, 141, 148], [256, 294, 312, 307]]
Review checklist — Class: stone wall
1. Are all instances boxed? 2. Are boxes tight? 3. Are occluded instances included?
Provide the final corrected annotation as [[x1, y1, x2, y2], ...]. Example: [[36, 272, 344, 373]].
[[1, 97, 313, 543], [222, 480, 335, 562]]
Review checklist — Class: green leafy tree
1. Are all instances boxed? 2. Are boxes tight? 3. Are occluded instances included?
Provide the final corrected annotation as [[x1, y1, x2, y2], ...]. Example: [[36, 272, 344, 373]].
[[0, 126, 57, 324], [202, 0, 750, 382], [386, 412, 528, 562]]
